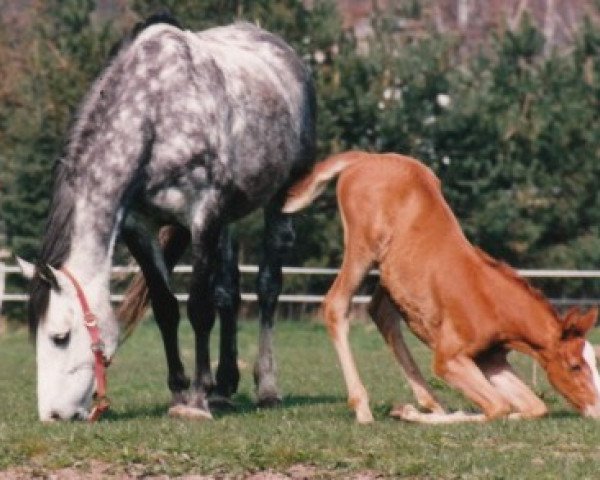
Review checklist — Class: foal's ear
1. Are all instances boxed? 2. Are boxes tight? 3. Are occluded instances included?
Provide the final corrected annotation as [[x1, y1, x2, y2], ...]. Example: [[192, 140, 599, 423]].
[[563, 307, 598, 337], [16, 257, 36, 280]]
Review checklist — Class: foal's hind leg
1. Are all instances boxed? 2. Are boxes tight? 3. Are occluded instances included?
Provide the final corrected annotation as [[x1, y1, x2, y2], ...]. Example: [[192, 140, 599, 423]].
[[477, 349, 547, 419], [368, 285, 445, 414], [213, 227, 242, 403], [325, 244, 375, 423], [120, 221, 191, 408], [254, 206, 294, 406]]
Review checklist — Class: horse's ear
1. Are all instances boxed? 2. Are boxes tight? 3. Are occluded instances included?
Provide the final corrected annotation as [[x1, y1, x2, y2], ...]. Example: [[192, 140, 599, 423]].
[[16, 257, 36, 280], [37, 263, 61, 291], [563, 307, 598, 337]]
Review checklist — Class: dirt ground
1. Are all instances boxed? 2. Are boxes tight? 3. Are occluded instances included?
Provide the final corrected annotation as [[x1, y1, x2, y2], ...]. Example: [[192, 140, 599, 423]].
[[0, 462, 384, 479]]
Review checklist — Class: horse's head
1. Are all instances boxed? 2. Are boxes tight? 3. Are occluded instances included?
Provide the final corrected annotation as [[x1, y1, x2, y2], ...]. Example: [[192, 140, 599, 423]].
[[543, 307, 600, 418], [18, 258, 117, 421]]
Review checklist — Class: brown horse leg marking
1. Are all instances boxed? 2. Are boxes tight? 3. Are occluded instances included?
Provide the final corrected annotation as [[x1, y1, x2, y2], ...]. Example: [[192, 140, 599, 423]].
[[368, 285, 445, 414], [434, 354, 512, 420], [477, 350, 548, 419], [323, 244, 375, 424]]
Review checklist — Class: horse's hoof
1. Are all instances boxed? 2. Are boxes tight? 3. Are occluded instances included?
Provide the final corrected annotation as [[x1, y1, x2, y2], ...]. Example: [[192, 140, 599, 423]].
[[170, 391, 188, 407], [209, 394, 236, 411], [168, 404, 213, 420], [257, 395, 282, 408]]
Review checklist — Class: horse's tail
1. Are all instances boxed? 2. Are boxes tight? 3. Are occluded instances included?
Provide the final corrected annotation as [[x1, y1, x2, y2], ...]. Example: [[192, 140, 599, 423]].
[[282, 151, 366, 213], [115, 271, 151, 336], [116, 225, 185, 337]]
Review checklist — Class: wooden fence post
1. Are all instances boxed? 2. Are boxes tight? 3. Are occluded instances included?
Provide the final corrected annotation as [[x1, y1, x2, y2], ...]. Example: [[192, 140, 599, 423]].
[[0, 262, 5, 336], [0, 262, 4, 312]]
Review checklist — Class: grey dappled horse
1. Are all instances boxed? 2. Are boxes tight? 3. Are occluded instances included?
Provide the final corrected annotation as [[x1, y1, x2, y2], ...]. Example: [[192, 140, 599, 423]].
[[20, 14, 316, 421]]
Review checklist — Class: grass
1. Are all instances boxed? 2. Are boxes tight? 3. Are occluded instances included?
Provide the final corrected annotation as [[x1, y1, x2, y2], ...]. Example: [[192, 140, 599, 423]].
[[1, 317, 600, 478]]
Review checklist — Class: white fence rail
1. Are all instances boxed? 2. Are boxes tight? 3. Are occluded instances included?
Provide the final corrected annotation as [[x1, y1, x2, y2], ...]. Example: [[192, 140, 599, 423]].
[[1, 262, 600, 308]]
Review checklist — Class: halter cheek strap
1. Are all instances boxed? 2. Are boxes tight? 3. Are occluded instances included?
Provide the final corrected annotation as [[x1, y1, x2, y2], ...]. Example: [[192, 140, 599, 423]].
[[60, 267, 111, 422]]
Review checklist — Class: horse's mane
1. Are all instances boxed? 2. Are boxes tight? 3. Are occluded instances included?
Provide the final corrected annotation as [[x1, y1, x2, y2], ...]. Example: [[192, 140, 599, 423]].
[[108, 10, 182, 58], [28, 12, 182, 336], [473, 247, 558, 320], [28, 161, 75, 335]]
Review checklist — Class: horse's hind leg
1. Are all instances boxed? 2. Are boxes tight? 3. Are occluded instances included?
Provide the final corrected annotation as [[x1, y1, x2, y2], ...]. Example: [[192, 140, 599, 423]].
[[368, 285, 445, 414], [254, 206, 293, 406], [185, 203, 223, 419], [477, 349, 548, 419], [213, 227, 241, 402], [120, 221, 191, 407]]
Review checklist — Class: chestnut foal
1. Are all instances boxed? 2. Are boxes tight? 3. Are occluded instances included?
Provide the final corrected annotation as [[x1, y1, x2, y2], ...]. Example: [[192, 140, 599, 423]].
[[284, 151, 600, 424]]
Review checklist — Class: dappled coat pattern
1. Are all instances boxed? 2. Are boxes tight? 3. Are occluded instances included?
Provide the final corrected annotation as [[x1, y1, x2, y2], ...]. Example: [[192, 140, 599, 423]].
[[26, 17, 316, 421]]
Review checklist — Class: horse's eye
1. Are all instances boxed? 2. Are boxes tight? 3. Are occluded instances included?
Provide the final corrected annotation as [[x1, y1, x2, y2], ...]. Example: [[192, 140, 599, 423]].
[[570, 363, 582, 372], [51, 332, 71, 347]]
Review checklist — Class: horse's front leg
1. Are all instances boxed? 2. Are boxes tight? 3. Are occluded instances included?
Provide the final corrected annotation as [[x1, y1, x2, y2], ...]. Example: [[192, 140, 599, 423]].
[[254, 206, 294, 406], [119, 221, 191, 410]]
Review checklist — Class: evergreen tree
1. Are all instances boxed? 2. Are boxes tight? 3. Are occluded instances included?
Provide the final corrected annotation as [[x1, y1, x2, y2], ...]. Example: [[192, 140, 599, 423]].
[[1, 2, 600, 306], [1, 0, 117, 257]]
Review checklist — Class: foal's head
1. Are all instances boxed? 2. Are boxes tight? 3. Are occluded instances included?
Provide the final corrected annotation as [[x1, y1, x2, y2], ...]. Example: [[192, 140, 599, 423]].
[[543, 307, 600, 417]]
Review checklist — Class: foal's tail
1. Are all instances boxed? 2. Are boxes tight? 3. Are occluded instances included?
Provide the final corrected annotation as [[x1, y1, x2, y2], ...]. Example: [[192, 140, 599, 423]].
[[282, 151, 366, 213]]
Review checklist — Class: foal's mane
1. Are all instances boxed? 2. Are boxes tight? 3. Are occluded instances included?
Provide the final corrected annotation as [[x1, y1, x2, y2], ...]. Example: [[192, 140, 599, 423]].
[[474, 247, 558, 320], [28, 12, 182, 336]]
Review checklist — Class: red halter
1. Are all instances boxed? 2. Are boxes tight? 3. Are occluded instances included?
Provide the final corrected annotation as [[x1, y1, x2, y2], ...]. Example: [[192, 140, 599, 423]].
[[60, 267, 111, 422]]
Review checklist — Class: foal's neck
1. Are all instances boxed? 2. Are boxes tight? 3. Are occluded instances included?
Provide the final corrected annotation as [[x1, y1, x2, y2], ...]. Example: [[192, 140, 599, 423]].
[[483, 258, 560, 360]]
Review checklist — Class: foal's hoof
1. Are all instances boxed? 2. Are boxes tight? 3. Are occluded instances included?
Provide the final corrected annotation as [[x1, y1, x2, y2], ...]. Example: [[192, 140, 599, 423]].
[[168, 404, 213, 420], [257, 395, 283, 408]]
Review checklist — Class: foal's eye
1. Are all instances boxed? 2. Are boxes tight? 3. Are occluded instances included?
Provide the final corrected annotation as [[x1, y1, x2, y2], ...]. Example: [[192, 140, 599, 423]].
[[51, 332, 71, 348], [569, 363, 582, 372]]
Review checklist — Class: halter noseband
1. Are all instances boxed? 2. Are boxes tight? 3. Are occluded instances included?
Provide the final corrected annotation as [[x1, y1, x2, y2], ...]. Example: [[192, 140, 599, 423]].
[[60, 267, 111, 422]]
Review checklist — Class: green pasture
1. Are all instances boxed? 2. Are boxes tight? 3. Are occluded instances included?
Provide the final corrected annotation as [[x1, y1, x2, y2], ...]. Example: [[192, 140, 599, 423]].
[[1, 317, 600, 478]]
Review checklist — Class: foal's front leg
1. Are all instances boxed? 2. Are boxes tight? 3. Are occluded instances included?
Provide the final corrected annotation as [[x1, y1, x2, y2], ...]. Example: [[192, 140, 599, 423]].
[[477, 350, 547, 419], [434, 352, 512, 420], [393, 352, 508, 424]]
